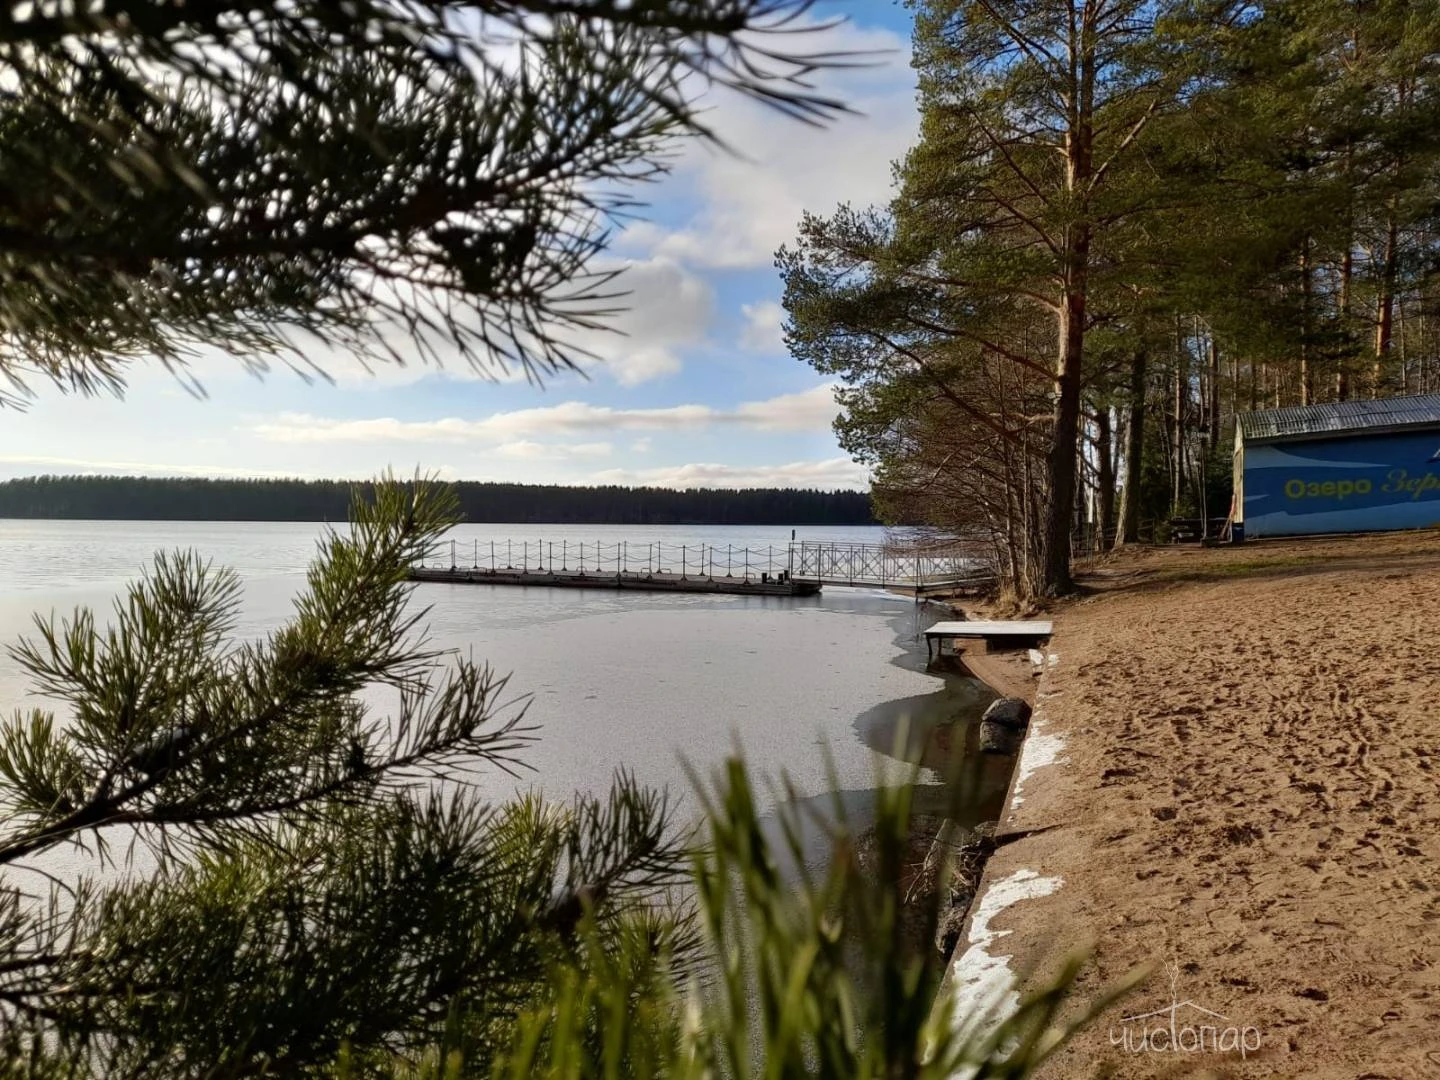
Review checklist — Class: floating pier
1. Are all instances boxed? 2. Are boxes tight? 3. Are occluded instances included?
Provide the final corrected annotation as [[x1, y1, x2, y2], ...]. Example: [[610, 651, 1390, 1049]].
[[410, 566, 819, 596], [411, 538, 992, 597]]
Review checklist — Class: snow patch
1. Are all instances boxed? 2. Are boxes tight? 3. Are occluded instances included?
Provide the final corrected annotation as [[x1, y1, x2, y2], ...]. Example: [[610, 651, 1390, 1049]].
[[948, 868, 1064, 1052], [1009, 717, 1066, 809]]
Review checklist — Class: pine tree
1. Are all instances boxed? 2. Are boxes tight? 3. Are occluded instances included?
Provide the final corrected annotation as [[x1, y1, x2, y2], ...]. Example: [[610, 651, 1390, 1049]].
[[783, 0, 1207, 596], [0, 1, 849, 404], [0, 478, 693, 1073]]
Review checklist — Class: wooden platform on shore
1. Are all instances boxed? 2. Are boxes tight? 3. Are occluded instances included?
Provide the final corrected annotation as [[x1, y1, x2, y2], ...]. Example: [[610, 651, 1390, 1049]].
[[410, 566, 821, 596], [924, 619, 1053, 661]]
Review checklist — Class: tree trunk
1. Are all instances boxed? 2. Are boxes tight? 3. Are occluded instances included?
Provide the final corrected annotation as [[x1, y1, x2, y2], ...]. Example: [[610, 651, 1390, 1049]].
[[1202, 334, 1219, 539], [1038, 274, 1086, 596], [1300, 239, 1313, 406], [1171, 334, 1186, 517], [1207, 333, 1220, 435], [1374, 204, 1398, 397], [1115, 346, 1147, 549], [1033, 4, 1103, 597], [1337, 238, 1353, 401], [1095, 406, 1115, 545]]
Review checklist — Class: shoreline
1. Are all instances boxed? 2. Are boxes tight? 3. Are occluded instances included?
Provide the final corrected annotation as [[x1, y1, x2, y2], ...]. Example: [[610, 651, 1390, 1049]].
[[883, 599, 1040, 983], [935, 532, 1440, 1077]]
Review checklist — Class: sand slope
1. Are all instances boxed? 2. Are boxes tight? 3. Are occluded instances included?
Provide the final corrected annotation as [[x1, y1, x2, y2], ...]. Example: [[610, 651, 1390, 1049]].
[[973, 531, 1440, 1078]]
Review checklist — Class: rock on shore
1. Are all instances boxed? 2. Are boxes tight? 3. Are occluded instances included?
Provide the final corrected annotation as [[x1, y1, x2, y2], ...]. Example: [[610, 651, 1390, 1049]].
[[977, 697, 1032, 755]]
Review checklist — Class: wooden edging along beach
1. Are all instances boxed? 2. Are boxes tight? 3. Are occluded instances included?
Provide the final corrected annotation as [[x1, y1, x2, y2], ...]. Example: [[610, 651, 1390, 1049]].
[[924, 624, 1070, 1047]]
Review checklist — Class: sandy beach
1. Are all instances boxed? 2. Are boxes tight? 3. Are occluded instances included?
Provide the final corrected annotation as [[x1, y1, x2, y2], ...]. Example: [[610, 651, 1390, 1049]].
[[959, 531, 1440, 1077]]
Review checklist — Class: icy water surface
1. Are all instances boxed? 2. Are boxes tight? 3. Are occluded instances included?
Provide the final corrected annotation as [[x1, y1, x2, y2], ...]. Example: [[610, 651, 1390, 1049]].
[[0, 520, 999, 837]]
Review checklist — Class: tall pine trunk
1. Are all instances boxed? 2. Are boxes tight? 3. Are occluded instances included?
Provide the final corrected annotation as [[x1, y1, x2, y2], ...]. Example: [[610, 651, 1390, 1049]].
[[1035, 20, 1095, 599], [1115, 347, 1147, 548], [1373, 204, 1398, 397], [1039, 269, 1087, 595], [1096, 406, 1115, 545], [1338, 236, 1353, 401], [1202, 334, 1219, 539], [1171, 332, 1186, 518], [1300, 239, 1314, 406]]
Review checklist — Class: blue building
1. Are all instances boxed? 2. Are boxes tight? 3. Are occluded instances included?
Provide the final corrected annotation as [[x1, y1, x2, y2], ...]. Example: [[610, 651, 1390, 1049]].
[[1234, 394, 1440, 539]]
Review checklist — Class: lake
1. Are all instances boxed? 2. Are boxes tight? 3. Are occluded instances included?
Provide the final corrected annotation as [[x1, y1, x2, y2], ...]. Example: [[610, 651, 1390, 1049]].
[[0, 520, 1000, 847]]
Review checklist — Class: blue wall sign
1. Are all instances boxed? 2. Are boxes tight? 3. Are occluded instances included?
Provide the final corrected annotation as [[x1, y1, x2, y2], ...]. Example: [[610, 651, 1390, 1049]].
[[1242, 429, 1440, 538]]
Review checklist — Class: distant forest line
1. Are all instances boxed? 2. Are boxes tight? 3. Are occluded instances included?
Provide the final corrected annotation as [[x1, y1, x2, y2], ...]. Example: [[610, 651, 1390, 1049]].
[[0, 476, 877, 526]]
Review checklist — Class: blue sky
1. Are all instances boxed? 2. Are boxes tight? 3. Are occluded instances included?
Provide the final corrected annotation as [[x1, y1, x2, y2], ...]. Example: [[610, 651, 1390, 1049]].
[[1, 2, 918, 491]]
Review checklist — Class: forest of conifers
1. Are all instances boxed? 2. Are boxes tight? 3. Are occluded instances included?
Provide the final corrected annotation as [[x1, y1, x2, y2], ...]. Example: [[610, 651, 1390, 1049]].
[[0, 476, 876, 526], [781, 0, 1440, 598]]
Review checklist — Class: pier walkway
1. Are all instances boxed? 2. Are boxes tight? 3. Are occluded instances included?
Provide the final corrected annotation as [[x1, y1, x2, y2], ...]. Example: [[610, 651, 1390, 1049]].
[[411, 538, 992, 597]]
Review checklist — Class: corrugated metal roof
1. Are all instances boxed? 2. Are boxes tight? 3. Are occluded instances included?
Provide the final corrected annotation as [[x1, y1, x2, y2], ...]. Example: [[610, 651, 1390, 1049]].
[[1237, 394, 1440, 443]]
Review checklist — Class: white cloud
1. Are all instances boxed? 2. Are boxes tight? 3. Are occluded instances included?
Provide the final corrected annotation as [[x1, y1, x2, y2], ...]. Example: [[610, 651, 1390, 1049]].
[[588, 457, 868, 491], [0, 453, 312, 479], [623, 20, 917, 271], [740, 301, 786, 353], [731, 384, 838, 428], [600, 345, 683, 386], [249, 383, 839, 444], [630, 437, 653, 453], [560, 256, 712, 385], [492, 440, 613, 461], [0, 452, 468, 482], [120, 255, 712, 394]]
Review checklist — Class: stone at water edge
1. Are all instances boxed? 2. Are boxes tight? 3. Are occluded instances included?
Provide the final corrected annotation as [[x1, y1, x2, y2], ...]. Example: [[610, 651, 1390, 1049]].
[[978, 721, 1023, 755], [978, 697, 1031, 754], [981, 697, 1032, 730]]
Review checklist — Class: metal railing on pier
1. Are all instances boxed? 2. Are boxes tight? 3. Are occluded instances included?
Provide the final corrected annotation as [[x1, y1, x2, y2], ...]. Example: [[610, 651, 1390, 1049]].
[[419, 538, 992, 591], [424, 539, 796, 580], [793, 540, 990, 589]]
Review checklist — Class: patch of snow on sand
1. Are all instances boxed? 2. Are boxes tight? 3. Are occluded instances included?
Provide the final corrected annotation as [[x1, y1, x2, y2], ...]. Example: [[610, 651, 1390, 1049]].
[[948, 868, 1064, 1053], [1010, 716, 1066, 809], [1008, 653, 1065, 809]]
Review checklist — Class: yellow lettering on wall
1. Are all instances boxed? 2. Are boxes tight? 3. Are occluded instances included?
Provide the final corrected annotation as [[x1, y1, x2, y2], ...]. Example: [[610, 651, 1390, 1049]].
[[1283, 469, 1434, 502]]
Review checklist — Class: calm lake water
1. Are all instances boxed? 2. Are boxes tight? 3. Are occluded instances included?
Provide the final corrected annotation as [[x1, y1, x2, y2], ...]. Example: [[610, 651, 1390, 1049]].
[[0, 521, 999, 843]]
